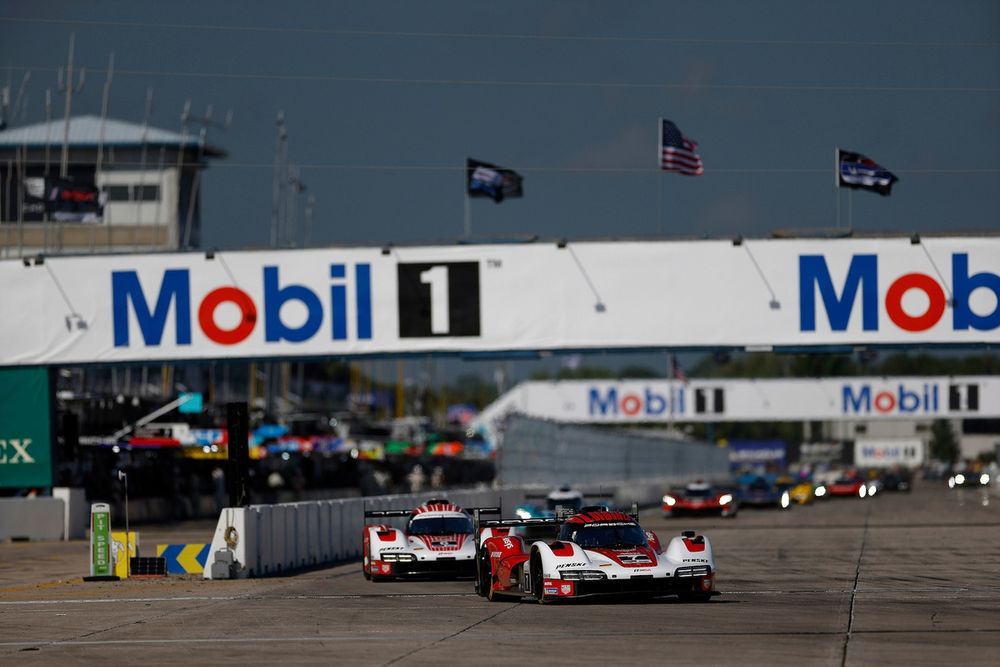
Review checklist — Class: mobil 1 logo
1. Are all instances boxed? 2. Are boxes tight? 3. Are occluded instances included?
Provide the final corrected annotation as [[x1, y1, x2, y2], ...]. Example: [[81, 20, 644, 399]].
[[397, 262, 481, 337]]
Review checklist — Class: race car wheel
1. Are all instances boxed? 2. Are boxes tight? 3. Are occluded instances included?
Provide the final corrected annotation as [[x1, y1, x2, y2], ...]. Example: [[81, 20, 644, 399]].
[[362, 562, 371, 581], [476, 546, 492, 598], [530, 551, 547, 604]]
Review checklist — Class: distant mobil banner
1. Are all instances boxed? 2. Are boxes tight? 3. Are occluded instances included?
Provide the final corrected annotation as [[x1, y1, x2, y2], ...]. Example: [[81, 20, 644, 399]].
[[0, 368, 53, 488], [727, 440, 787, 470], [474, 376, 1000, 426], [854, 438, 924, 468], [1, 236, 999, 366]]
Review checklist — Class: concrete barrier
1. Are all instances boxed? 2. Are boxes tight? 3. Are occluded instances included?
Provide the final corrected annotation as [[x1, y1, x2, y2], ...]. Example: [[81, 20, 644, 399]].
[[204, 482, 711, 579]]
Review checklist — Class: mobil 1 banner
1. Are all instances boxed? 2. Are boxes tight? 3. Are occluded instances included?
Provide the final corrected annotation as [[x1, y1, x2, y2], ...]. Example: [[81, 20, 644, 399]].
[[475, 376, 1000, 428], [854, 439, 924, 468], [2, 236, 1000, 367], [0, 368, 53, 488]]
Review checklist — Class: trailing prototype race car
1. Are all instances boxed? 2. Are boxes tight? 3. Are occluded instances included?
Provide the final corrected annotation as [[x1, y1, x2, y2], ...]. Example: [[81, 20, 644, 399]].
[[948, 470, 991, 489], [518, 485, 614, 519], [362, 499, 499, 580], [826, 473, 870, 498], [739, 476, 791, 509], [474, 507, 718, 603], [662, 481, 738, 517]]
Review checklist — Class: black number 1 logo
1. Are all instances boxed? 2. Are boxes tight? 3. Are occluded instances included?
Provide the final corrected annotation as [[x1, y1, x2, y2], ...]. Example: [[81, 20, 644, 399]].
[[397, 262, 481, 338]]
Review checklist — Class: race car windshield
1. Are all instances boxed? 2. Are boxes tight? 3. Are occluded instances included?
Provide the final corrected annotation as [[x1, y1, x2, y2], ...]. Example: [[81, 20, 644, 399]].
[[684, 488, 712, 498], [561, 523, 648, 548], [408, 516, 473, 535]]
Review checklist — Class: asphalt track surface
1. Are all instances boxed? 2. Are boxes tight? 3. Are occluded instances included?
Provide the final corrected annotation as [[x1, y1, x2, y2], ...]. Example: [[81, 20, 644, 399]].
[[1, 484, 998, 666]]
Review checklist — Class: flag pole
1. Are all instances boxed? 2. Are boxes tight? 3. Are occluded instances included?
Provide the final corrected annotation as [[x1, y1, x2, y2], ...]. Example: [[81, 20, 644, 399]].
[[835, 147, 841, 229], [464, 191, 471, 238], [848, 188, 853, 233], [657, 118, 664, 236]]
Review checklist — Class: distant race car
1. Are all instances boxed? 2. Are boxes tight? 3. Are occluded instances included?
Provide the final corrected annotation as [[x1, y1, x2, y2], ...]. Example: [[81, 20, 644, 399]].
[[879, 468, 913, 492], [826, 475, 869, 498], [520, 485, 613, 518], [948, 471, 991, 489], [740, 476, 791, 509], [362, 499, 499, 580], [474, 506, 718, 603], [662, 481, 738, 517]]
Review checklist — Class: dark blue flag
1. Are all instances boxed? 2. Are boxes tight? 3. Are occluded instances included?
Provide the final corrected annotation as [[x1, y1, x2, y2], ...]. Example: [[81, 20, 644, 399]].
[[467, 158, 523, 203], [838, 149, 898, 196]]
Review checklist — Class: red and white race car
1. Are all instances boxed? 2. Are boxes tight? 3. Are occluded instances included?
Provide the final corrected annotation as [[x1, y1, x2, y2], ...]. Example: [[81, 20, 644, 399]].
[[474, 507, 718, 603], [362, 499, 499, 580], [662, 482, 738, 518]]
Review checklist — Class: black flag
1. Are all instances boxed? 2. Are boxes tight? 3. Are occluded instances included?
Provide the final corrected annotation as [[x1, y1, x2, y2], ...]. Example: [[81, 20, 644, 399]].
[[837, 149, 898, 196], [466, 158, 523, 203]]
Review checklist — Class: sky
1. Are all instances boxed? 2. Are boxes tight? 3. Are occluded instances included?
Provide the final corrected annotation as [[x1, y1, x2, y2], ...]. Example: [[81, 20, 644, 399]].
[[1, 1, 998, 380]]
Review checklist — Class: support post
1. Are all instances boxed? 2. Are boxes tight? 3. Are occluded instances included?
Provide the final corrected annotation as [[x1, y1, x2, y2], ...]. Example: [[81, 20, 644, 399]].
[[227, 402, 250, 508]]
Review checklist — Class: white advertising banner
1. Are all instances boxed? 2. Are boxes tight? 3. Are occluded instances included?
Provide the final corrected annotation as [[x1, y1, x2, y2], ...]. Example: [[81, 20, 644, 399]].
[[854, 439, 925, 467], [476, 376, 1000, 426], [1, 236, 999, 366]]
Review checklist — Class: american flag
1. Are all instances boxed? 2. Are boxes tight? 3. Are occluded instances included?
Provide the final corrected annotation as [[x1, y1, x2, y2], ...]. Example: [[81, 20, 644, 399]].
[[660, 119, 704, 176]]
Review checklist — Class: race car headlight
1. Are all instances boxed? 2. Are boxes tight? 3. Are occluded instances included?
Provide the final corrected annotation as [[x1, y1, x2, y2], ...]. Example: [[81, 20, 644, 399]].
[[948, 477, 955, 488], [515, 508, 533, 519], [718, 494, 733, 505], [980, 473, 990, 485], [663, 495, 676, 506], [560, 570, 606, 581], [955, 474, 965, 485], [780, 491, 790, 508], [867, 484, 877, 496], [381, 553, 415, 562], [815, 485, 826, 497], [859, 485, 867, 498]]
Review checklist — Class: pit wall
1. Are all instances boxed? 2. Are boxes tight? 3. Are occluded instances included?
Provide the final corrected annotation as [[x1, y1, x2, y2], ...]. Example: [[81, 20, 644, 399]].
[[202, 474, 729, 580]]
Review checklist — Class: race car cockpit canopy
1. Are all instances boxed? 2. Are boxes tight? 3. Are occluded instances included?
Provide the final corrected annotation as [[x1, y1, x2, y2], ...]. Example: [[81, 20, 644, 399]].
[[559, 510, 647, 548], [408, 515, 474, 536]]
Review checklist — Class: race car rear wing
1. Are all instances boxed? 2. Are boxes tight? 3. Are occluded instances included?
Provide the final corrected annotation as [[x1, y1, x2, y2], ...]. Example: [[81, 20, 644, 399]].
[[364, 505, 502, 519], [523, 488, 615, 500]]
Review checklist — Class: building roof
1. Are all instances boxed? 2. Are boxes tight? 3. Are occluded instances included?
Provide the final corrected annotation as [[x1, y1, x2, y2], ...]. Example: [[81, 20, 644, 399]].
[[0, 115, 226, 157]]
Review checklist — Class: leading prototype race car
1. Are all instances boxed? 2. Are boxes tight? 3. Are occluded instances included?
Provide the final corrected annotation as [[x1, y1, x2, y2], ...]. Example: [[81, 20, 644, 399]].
[[662, 481, 738, 517], [362, 499, 499, 580], [474, 506, 718, 603]]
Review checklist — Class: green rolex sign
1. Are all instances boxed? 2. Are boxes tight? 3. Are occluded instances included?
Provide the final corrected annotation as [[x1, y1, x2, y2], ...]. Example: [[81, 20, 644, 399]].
[[0, 368, 53, 489]]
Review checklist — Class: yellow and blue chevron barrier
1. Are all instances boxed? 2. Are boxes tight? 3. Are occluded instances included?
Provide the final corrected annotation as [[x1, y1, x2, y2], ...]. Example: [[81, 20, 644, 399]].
[[156, 543, 210, 574]]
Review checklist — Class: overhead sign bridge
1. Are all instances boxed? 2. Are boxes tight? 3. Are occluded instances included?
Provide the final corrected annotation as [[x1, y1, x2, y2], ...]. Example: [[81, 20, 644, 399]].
[[2, 235, 998, 367]]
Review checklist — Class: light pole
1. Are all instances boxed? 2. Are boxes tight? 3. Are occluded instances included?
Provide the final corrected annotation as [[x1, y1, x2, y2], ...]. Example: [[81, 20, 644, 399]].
[[118, 470, 130, 577]]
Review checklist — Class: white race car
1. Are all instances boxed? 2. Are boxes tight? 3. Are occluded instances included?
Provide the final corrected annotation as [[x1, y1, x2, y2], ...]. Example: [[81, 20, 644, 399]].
[[474, 507, 718, 603], [362, 499, 498, 580]]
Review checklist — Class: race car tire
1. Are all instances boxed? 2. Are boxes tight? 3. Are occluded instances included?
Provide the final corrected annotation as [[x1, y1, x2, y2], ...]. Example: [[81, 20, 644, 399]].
[[362, 563, 371, 581], [530, 550, 547, 604], [678, 592, 712, 603], [476, 546, 492, 598]]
